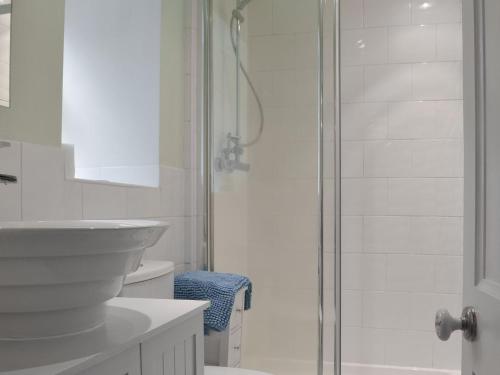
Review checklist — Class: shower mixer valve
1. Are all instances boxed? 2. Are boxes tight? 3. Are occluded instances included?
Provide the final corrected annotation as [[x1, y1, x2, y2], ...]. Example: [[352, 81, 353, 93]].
[[215, 133, 250, 173]]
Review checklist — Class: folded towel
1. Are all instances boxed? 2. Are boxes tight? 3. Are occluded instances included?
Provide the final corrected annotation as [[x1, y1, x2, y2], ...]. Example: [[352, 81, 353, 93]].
[[174, 271, 252, 333]]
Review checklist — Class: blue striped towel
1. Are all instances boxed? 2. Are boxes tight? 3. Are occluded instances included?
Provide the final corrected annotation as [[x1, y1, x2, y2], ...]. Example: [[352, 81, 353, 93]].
[[174, 271, 252, 333]]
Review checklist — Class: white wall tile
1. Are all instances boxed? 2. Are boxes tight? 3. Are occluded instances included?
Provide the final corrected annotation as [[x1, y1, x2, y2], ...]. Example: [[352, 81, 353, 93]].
[[411, 139, 463, 177], [342, 28, 388, 66], [388, 25, 436, 63], [387, 100, 463, 139], [388, 178, 463, 216], [384, 330, 434, 367], [412, 62, 463, 100], [126, 187, 162, 218], [63, 181, 83, 219], [434, 256, 462, 293], [364, 0, 411, 27], [160, 167, 186, 217], [364, 140, 413, 177], [365, 64, 412, 101], [272, 0, 317, 34], [411, 0, 462, 25], [342, 327, 386, 364], [0, 140, 21, 221], [342, 178, 388, 215], [342, 142, 364, 177], [343, 253, 363, 290], [276, 141, 317, 179], [363, 291, 410, 328], [411, 216, 463, 255], [249, 35, 296, 71], [341, 66, 365, 103], [364, 216, 411, 253], [82, 183, 128, 219], [436, 23, 462, 61], [432, 333, 462, 369], [342, 103, 388, 140], [275, 215, 317, 249], [340, 0, 364, 29], [342, 290, 363, 326], [295, 33, 318, 70], [386, 254, 435, 292], [269, 70, 297, 107], [22, 142, 66, 220], [342, 253, 386, 292], [341, 215, 364, 252], [295, 69, 319, 107], [247, 0, 273, 36], [362, 254, 387, 291]]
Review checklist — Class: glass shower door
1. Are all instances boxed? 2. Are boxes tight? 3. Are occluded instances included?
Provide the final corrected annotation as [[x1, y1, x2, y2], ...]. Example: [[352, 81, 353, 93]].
[[204, 0, 337, 374]]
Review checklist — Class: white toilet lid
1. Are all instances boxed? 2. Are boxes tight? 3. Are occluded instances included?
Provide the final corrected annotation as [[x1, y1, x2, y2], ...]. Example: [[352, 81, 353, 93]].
[[205, 366, 272, 375]]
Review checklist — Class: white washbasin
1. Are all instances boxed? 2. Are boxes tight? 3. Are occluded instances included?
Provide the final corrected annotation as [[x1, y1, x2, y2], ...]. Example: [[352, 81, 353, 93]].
[[0, 220, 168, 339]]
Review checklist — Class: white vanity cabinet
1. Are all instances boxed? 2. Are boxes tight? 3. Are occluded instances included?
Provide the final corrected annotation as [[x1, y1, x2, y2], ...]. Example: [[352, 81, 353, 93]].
[[0, 298, 209, 375], [204, 288, 246, 368], [141, 313, 205, 375], [78, 347, 141, 375]]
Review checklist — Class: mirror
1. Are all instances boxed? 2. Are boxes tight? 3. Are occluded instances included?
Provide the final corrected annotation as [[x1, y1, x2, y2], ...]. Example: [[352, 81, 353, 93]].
[[0, 0, 11, 107]]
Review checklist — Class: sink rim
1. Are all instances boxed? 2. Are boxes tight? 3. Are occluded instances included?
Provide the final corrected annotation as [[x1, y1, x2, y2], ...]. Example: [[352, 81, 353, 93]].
[[0, 219, 169, 339], [0, 220, 169, 231]]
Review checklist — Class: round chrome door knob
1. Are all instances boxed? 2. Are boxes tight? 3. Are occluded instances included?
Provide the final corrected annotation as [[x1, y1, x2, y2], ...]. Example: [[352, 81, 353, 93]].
[[435, 306, 477, 342]]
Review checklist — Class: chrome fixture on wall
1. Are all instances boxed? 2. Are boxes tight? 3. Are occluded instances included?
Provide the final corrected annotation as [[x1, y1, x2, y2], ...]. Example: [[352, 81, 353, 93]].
[[214, 133, 250, 173], [215, 0, 264, 174]]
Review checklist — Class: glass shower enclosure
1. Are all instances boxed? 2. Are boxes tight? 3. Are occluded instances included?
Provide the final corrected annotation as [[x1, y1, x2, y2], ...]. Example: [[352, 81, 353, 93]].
[[201, 0, 464, 374]]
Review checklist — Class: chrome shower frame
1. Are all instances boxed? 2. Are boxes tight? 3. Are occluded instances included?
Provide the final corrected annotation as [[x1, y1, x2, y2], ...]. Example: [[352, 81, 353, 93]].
[[201, 0, 341, 373], [202, 0, 215, 272]]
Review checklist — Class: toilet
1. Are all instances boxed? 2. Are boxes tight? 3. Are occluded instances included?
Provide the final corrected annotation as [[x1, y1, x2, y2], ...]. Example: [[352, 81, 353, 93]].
[[120, 261, 272, 375]]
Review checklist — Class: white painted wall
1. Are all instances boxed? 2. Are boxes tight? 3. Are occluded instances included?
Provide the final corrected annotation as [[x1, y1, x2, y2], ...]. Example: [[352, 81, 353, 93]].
[[62, 0, 161, 187], [0, 0, 65, 146]]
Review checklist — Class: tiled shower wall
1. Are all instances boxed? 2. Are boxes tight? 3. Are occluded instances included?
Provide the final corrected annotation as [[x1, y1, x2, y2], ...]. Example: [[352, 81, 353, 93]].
[[340, 0, 464, 370], [0, 0, 203, 273]]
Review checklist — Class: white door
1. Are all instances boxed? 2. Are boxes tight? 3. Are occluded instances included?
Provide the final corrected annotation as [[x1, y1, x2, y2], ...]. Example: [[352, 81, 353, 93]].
[[436, 1, 500, 374]]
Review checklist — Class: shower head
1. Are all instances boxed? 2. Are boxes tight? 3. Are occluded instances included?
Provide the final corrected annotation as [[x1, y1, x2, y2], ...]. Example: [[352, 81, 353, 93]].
[[236, 0, 252, 11]]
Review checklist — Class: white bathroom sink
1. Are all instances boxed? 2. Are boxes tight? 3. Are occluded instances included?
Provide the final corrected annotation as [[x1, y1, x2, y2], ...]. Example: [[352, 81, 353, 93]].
[[0, 220, 168, 339]]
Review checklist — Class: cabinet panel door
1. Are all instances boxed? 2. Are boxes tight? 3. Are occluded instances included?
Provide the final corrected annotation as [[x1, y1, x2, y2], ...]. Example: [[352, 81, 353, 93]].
[[227, 328, 242, 367], [141, 314, 205, 375], [78, 346, 141, 375]]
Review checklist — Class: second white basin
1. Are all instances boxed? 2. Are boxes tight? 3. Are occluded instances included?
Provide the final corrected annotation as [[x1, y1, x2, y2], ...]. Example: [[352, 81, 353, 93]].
[[0, 220, 168, 339]]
